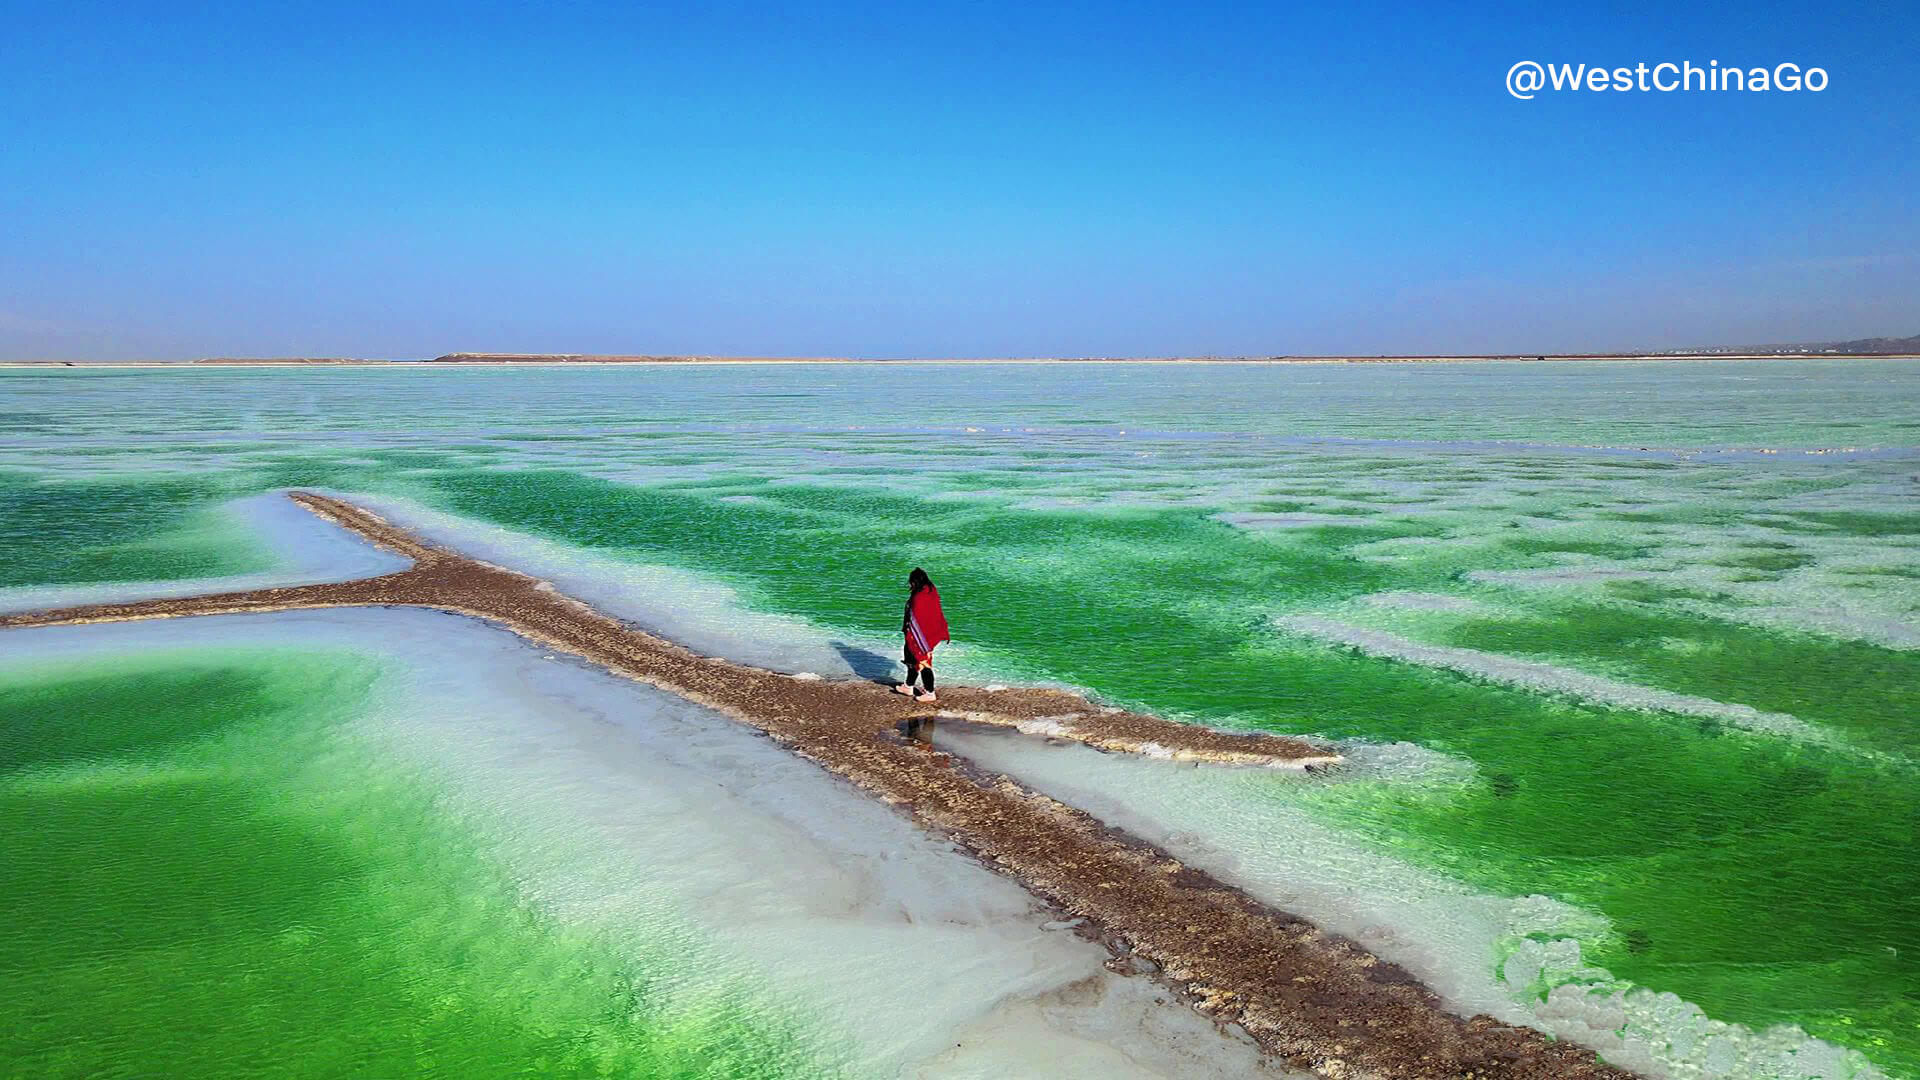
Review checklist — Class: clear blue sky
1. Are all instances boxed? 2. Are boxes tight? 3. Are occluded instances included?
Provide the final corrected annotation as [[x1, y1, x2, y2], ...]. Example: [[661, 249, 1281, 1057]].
[[2, 0, 1915, 359]]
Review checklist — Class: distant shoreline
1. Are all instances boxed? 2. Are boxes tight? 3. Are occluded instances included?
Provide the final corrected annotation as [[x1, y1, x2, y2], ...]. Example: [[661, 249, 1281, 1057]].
[[5, 352, 1918, 368]]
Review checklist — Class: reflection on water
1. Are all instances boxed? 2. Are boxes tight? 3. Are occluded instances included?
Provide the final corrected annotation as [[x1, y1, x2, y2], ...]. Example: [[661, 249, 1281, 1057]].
[[899, 714, 940, 746]]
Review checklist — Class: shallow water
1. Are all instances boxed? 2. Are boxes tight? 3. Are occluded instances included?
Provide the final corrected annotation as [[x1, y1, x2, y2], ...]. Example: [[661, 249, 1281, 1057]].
[[0, 636, 833, 1078], [1, 611, 1276, 1079], [2, 360, 1917, 1076]]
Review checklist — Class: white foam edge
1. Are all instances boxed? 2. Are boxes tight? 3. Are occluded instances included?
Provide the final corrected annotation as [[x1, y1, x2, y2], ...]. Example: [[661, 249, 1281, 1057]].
[[316, 490, 888, 678], [1272, 615, 1844, 750], [936, 725, 1889, 1080], [0, 490, 412, 615], [313, 490, 1071, 693]]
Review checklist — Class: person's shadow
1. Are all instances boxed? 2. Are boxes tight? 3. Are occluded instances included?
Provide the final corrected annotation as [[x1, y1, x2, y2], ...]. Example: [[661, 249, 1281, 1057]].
[[830, 641, 899, 685]]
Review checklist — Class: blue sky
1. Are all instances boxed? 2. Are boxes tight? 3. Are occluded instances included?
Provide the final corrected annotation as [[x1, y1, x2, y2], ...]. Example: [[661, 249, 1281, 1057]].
[[2, 0, 1914, 359]]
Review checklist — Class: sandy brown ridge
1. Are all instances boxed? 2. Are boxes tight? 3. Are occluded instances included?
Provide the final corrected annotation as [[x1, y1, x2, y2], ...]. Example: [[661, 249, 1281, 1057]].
[[0, 492, 1633, 1080]]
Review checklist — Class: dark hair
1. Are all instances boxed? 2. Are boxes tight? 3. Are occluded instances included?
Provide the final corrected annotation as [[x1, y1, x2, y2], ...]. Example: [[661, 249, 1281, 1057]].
[[908, 567, 933, 593]]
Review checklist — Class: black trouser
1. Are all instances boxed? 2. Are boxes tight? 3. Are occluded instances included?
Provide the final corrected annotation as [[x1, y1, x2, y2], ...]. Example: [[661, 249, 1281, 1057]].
[[902, 644, 934, 691]]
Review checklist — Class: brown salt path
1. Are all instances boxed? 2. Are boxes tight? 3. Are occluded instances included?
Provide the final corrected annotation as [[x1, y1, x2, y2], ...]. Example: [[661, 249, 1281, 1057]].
[[0, 492, 1634, 1080]]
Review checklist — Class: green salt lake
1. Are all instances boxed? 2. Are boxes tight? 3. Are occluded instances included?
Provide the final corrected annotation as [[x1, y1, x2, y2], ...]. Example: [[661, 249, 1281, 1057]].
[[2, 359, 1916, 1078]]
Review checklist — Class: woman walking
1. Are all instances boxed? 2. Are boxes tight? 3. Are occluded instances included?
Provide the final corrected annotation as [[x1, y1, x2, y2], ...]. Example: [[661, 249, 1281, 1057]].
[[894, 567, 949, 702]]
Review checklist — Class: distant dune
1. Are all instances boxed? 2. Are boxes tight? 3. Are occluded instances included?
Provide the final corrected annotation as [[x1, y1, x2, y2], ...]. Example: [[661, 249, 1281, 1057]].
[[193, 357, 365, 365], [428, 353, 848, 363]]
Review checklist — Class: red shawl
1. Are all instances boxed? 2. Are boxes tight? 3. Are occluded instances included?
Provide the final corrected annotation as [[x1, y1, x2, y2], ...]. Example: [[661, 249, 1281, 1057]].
[[905, 586, 950, 661]]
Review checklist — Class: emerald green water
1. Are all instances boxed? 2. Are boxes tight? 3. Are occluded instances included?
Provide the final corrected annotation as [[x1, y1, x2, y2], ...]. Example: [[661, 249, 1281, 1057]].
[[0, 471, 275, 588], [0, 651, 836, 1078], [3, 361, 1916, 1075], [372, 468, 1920, 1072]]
